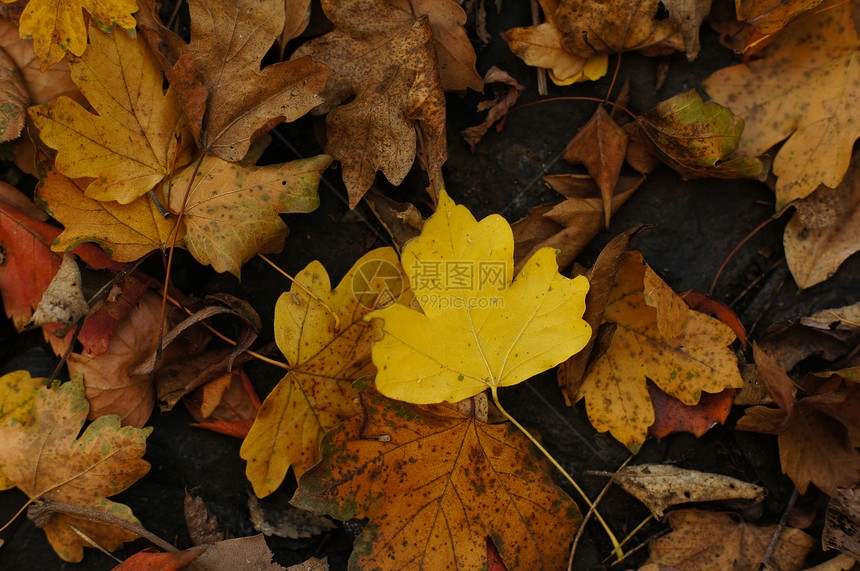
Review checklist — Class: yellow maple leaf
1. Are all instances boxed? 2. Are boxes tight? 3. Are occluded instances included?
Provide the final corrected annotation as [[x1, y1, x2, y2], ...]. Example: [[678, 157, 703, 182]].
[[576, 252, 743, 452], [241, 248, 410, 497], [13, 0, 138, 71], [29, 23, 192, 204], [703, 0, 860, 207], [37, 170, 181, 262], [0, 376, 152, 562], [367, 189, 591, 405], [0, 370, 45, 491]]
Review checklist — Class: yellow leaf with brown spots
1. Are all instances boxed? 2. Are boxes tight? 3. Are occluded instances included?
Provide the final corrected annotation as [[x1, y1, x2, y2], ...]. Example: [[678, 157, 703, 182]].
[[576, 251, 743, 452], [14, 0, 137, 71], [28, 23, 192, 204], [0, 370, 45, 491], [0, 376, 151, 562], [167, 153, 331, 277], [291, 391, 582, 570], [241, 248, 411, 497], [703, 0, 860, 208], [37, 170, 181, 262]]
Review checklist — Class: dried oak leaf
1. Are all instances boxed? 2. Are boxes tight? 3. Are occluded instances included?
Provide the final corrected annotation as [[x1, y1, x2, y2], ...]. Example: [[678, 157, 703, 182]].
[[564, 106, 629, 226], [646, 510, 815, 570], [36, 170, 180, 262], [29, 23, 192, 204], [0, 376, 152, 562], [138, 0, 329, 160], [635, 89, 770, 181], [784, 152, 860, 288], [576, 251, 743, 452], [166, 153, 330, 277], [292, 0, 480, 206], [241, 247, 409, 497], [0, 370, 45, 491], [737, 370, 860, 494], [291, 391, 581, 570], [703, 0, 860, 207], [367, 189, 591, 405], [12, 0, 137, 71]]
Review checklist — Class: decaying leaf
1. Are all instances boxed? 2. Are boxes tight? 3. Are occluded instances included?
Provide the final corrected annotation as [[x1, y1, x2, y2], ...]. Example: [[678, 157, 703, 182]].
[[554, 0, 709, 60], [292, 0, 480, 206], [605, 464, 765, 518], [576, 251, 744, 452], [784, 152, 860, 288], [823, 487, 860, 559], [367, 189, 591, 404], [0, 376, 152, 562], [138, 0, 329, 160], [564, 106, 629, 226], [292, 392, 581, 570], [190, 534, 288, 571], [184, 492, 230, 546], [752, 342, 795, 413], [16, 0, 137, 71], [167, 154, 330, 277], [186, 367, 261, 438], [646, 510, 816, 570], [703, 0, 860, 207], [634, 89, 769, 181], [24, 251, 87, 332], [248, 494, 336, 539], [461, 66, 525, 151], [737, 368, 860, 494], [29, 23, 193, 204], [736, 0, 825, 35], [0, 44, 27, 142], [363, 189, 425, 253], [241, 248, 408, 497]]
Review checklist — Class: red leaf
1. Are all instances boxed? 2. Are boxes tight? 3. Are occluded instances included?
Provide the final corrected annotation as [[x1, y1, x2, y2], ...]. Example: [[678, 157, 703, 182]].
[[648, 381, 735, 439], [111, 546, 206, 571]]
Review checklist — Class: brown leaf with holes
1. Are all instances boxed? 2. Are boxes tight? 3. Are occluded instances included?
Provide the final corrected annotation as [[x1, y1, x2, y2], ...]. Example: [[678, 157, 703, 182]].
[[646, 510, 815, 570], [291, 391, 582, 570], [138, 0, 330, 160], [291, 0, 480, 206]]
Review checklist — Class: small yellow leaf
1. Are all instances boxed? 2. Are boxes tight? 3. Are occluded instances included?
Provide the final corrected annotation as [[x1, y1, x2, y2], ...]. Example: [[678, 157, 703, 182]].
[[241, 248, 410, 497], [576, 251, 743, 452], [368, 189, 591, 404]]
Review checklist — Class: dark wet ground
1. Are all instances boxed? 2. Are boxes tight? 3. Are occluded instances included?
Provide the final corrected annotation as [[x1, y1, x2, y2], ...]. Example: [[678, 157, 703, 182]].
[[1, 1, 859, 569]]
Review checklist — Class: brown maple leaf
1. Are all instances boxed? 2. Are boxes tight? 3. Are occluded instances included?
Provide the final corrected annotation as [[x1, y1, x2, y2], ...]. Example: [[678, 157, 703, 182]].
[[292, 0, 481, 206], [138, 0, 330, 161], [291, 391, 581, 570]]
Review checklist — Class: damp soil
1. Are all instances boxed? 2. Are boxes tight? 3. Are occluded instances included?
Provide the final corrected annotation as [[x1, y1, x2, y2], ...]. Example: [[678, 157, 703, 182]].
[[1, 1, 859, 570]]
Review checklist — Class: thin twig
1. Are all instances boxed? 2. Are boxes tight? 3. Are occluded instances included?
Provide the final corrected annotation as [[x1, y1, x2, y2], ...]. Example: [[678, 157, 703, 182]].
[[608, 526, 667, 567], [710, 216, 780, 296], [27, 500, 178, 553], [568, 455, 633, 570], [760, 487, 798, 570], [729, 257, 785, 308]]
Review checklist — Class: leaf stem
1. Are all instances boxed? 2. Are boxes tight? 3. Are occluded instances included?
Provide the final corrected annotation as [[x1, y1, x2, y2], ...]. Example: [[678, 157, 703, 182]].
[[0, 497, 34, 533], [490, 386, 623, 559], [257, 254, 340, 331]]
